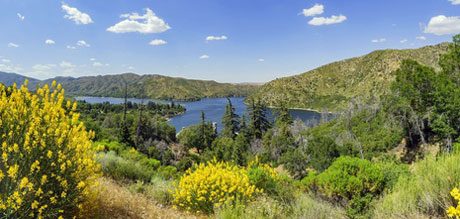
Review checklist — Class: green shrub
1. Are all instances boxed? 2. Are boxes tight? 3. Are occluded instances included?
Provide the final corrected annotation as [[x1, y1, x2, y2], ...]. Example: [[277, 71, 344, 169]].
[[246, 167, 278, 195], [310, 156, 385, 217], [100, 151, 155, 182], [159, 165, 177, 178]]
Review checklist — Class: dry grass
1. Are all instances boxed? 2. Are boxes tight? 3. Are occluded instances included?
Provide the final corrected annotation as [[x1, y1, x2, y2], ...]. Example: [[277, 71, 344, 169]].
[[85, 177, 206, 219]]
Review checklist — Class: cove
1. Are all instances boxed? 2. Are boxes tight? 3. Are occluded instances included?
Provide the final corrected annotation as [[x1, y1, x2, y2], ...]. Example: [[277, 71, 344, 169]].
[[75, 96, 323, 133]]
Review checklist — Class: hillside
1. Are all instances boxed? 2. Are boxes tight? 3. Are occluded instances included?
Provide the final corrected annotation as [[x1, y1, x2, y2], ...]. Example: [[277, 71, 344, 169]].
[[0, 72, 40, 87], [247, 43, 451, 112], [0, 72, 260, 101]]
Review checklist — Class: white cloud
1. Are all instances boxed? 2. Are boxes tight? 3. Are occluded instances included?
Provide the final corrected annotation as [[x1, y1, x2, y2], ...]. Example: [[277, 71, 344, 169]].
[[60, 61, 75, 68], [45, 39, 55, 44], [76, 40, 90, 47], [17, 13, 24, 20], [62, 3, 93, 25], [128, 66, 135, 70], [371, 38, 386, 43], [199, 55, 210, 59], [448, 0, 460, 5], [33, 64, 51, 71], [90, 58, 96, 61], [8, 43, 19, 48], [2, 59, 11, 63], [107, 8, 170, 34], [400, 39, 408, 43], [302, 4, 324, 17], [416, 36, 427, 40], [424, 15, 460, 35], [149, 39, 167, 45], [308, 15, 347, 26], [92, 62, 103, 67], [206, 35, 228, 41], [66, 45, 76, 49], [258, 58, 265, 62]]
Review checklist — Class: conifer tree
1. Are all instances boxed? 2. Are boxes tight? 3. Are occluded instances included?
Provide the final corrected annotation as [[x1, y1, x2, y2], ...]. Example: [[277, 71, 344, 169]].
[[247, 99, 271, 139], [221, 98, 240, 139]]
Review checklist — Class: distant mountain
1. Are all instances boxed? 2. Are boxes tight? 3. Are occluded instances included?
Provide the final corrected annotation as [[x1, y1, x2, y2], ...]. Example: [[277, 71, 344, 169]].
[[0, 72, 261, 101], [0, 72, 40, 87], [247, 43, 451, 113]]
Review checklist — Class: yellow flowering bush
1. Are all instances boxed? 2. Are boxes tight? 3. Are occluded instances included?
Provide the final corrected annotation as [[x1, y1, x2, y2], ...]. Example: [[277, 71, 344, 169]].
[[171, 159, 261, 213], [0, 81, 101, 218], [447, 186, 460, 218]]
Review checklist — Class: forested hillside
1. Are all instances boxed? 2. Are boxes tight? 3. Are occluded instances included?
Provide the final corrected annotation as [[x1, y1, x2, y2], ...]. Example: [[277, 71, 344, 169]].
[[248, 43, 450, 112], [0, 72, 260, 101]]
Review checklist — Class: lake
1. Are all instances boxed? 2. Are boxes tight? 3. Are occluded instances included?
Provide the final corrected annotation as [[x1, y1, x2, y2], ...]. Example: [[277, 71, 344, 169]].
[[75, 96, 323, 133]]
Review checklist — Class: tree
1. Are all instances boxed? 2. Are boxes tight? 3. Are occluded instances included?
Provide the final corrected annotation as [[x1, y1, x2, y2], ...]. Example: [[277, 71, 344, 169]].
[[221, 98, 240, 139], [247, 99, 271, 139]]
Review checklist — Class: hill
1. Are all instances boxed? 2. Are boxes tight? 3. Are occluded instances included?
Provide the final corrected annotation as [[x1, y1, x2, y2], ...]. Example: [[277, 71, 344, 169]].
[[247, 43, 451, 112], [0, 71, 40, 87], [0, 72, 260, 101]]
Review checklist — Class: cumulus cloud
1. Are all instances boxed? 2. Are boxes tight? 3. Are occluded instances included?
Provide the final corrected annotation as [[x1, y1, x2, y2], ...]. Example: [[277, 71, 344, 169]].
[[424, 15, 460, 35], [45, 39, 55, 44], [60, 61, 75, 68], [107, 8, 170, 34], [308, 15, 347, 26], [77, 40, 90, 47], [17, 13, 24, 20], [302, 4, 324, 17], [66, 45, 76, 50], [416, 36, 427, 40], [62, 3, 93, 25], [149, 39, 167, 45], [400, 39, 408, 43], [258, 58, 265, 62], [8, 43, 19, 48], [371, 38, 386, 43], [92, 62, 103, 67], [2, 59, 11, 63], [206, 35, 228, 41], [199, 55, 210, 59], [90, 58, 96, 61], [448, 0, 460, 5]]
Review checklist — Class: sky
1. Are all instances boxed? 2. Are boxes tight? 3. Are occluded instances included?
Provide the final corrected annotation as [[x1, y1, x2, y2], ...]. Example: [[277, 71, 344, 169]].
[[0, 0, 459, 83]]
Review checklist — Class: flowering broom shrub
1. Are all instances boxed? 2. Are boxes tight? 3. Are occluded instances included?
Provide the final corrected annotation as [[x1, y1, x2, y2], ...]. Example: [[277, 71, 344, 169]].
[[447, 186, 460, 218], [171, 159, 261, 213], [0, 81, 101, 218]]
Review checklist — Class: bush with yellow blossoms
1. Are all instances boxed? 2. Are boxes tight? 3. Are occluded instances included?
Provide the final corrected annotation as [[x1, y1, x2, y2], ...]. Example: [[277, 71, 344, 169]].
[[171, 159, 261, 213], [0, 81, 101, 218], [447, 186, 460, 218]]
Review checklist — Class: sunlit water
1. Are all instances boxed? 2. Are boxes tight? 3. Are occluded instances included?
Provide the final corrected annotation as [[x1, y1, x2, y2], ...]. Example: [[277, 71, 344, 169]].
[[75, 96, 323, 133]]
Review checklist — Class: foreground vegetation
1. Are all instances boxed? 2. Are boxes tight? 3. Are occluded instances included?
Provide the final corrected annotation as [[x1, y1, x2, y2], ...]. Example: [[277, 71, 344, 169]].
[[2, 35, 460, 219]]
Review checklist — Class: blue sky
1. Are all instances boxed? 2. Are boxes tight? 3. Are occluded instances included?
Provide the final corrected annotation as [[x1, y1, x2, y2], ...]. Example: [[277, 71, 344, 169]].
[[0, 0, 459, 83]]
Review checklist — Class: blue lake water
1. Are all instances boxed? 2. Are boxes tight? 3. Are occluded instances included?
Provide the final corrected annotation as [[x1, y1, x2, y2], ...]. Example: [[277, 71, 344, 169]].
[[75, 96, 322, 133]]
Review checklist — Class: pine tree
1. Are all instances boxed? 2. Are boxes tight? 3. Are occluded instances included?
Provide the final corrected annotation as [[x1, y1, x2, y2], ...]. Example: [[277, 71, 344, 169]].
[[248, 99, 271, 139], [221, 98, 240, 139]]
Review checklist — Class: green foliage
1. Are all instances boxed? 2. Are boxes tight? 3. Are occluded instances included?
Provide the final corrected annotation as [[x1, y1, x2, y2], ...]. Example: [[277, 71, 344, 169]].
[[306, 135, 339, 172], [178, 114, 217, 154], [247, 99, 272, 139], [215, 194, 346, 219], [100, 151, 156, 182], [221, 98, 240, 139], [374, 151, 460, 218], [307, 156, 386, 217]]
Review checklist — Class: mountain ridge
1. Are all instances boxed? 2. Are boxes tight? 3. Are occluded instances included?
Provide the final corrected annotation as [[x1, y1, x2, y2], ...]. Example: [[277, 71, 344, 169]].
[[247, 42, 451, 112], [0, 72, 261, 101]]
